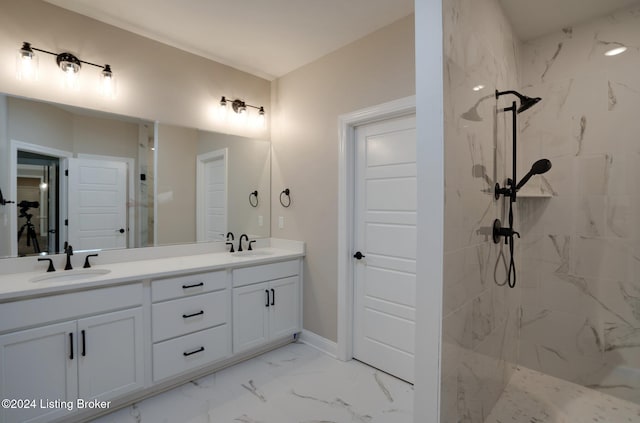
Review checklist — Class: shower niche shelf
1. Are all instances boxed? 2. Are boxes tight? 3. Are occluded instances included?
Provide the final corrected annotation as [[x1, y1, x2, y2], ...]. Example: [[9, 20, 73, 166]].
[[517, 187, 553, 198]]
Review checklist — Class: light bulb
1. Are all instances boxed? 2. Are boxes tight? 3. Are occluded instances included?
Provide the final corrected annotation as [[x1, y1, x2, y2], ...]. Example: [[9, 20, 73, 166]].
[[39, 181, 48, 191], [99, 65, 116, 98], [16, 42, 38, 82]]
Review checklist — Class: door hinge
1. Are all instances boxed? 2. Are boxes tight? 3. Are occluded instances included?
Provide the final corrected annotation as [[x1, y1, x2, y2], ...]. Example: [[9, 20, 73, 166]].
[[64, 219, 68, 226], [65, 169, 69, 176]]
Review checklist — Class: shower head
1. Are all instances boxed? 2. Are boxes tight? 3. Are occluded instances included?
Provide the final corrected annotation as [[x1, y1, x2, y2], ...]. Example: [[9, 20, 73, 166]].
[[517, 95, 542, 113], [516, 158, 552, 190], [496, 89, 542, 114]]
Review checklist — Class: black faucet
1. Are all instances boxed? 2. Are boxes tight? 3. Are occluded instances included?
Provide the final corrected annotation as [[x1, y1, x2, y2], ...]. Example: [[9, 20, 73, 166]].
[[64, 244, 74, 270], [226, 232, 235, 241], [83, 253, 99, 268], [38, 257, 56, 272], [238, 234, 249, 252]]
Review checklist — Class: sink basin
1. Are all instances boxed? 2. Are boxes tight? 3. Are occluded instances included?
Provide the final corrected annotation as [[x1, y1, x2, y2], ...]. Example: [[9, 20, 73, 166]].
[[232, 250, 274, 257], [30, 268, 111, 283]]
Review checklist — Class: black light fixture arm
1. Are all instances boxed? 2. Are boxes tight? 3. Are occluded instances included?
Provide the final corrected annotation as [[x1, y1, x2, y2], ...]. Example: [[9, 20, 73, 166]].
[[220, 96, 265, 115], [24, 42, 110, 71]]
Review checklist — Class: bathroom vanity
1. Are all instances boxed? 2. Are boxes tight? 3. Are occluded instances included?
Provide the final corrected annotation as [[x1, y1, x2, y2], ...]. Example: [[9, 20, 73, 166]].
[[0, 239, 304, 423]]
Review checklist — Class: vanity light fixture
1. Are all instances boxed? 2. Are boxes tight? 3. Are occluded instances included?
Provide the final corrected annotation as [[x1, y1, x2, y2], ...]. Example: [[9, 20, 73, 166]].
[[16, 41, 116, 97], [219, 96, 266, 127]]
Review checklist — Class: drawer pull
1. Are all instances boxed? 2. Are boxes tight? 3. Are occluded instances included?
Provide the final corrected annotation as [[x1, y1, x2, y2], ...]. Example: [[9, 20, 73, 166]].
[[69, 333, 74, 360], [81, 330, 86, 357], [265, 289, 270, 307], [183, 346, 205, 357], [182, 310, 205, 319], [182, 282, 204, 289], [271, 288, 275, 306]]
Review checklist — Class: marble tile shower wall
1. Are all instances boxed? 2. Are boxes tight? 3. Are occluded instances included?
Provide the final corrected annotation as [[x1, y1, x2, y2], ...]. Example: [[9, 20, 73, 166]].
[[441, 0, 522, 421], [517, 4, 640, 405]]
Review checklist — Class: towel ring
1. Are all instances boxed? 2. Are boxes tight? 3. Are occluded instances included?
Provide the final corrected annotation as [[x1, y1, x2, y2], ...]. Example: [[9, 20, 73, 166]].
[[249, 190, 259, 207], [279, 188, 291, 208]]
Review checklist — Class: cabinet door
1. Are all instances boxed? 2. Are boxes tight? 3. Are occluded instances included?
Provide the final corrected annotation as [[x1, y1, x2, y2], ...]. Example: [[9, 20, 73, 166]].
[[0, 321, 78, 423], [77, 308, 144, 402], [269, 276, 300, 339], [232, 282, 269, 353]]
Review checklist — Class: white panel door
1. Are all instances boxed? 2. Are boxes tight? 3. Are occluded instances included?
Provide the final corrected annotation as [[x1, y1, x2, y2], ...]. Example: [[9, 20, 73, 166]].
[[353, 114, 416, 383], [196, 149, 227, 242], [67, 158, 127, 251]]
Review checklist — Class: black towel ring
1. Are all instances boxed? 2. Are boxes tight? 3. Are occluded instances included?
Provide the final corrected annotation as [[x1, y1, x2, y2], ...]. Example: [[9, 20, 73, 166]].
[[279, 188, 291, 208], [249, 190, 259, 207]]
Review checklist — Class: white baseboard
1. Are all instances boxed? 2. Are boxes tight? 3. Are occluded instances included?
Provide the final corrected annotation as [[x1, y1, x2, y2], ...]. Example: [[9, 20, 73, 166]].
[[299, 330, 338, 359]]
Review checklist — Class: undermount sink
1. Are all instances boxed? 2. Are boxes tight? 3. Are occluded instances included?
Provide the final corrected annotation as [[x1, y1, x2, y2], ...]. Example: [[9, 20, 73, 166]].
[[232, 250, 274, 257], [30, 268, 111, 283]]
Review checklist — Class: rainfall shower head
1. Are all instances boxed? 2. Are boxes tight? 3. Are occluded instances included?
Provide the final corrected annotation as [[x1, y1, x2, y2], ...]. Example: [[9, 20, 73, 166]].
[[496, 89, 542, 114], [516, 158, 552, 190]]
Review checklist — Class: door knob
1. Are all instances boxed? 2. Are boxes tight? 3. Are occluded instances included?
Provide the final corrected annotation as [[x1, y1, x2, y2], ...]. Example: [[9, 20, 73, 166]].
[[117, 228, 125, 233], [353, 251, 365, 260]]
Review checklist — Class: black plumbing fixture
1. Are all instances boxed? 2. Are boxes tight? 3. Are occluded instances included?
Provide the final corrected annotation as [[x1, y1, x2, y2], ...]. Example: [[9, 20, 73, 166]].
[[495, 89, 541, 114], [64, 244, 73, 270], [238, 234, 249, 252], [493, 89, 548, 288]]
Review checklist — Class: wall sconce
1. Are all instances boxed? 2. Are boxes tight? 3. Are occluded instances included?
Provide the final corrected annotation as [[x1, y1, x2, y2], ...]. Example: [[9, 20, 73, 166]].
[[17, 42, 116, 97], [219, 96, 265, 127]]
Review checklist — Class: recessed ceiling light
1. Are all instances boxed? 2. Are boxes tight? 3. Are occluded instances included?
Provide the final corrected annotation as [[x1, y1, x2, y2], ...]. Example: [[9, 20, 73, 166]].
[[604, 46, 627, 56], [473, 84, 485, 91]]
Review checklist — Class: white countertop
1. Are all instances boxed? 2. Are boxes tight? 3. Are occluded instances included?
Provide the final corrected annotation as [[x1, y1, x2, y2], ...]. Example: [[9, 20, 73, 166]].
[[0, 247, 304, 302]]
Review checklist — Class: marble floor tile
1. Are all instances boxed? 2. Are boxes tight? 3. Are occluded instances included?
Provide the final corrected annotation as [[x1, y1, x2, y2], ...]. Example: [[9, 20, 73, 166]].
[[90, 342, 414, 423], [485, 366, 640, 423]]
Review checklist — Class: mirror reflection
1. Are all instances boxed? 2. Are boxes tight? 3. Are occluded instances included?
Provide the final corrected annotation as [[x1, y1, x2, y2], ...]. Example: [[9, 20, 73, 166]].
[[1, 95, 271, 259], [156, 124, 270, 246], [2, 94, 155, 257]]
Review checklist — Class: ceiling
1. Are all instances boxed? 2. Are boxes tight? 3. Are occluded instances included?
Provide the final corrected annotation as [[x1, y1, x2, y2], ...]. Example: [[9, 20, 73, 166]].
[[43, 0, 414, 81], [499, 0, 640, 41], [43, 0, 640, 81]]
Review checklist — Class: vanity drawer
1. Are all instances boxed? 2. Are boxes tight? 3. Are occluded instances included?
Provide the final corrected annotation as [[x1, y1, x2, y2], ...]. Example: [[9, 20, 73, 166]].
[[232, 259, 299, 287], [152, 290, 228, 342], [152, 270, 227, 302], [153, 324, 230, 382]]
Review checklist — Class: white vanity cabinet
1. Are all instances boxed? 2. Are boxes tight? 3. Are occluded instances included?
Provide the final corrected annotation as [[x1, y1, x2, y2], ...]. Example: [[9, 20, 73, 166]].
[[0, 284, 144, 423], [232, 259, 301, 353], [151, 270, 231, 382]]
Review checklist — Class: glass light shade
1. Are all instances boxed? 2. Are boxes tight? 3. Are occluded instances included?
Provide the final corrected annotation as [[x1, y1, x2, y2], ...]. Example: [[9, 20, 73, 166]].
[[99, 65, 116, 98], [63, 65, 80, 90], [16, 45, 39, 81], [39, 181, 48, 191]]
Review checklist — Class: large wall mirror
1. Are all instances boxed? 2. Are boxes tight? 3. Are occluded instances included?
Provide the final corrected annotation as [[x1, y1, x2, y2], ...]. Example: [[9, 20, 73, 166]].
[[155, 124, 270, 246], [2, 94, 155, 257], [0, 95, 271, 258]]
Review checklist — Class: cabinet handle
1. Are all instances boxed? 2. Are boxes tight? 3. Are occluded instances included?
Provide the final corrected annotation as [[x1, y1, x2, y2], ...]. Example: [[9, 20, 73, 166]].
[[182, 282, 204, 289], [182, 310, 204, 319], [183, 346, 205, 357], [81, 330, 86, 357], [265, 289, 270, 307], [69, 333, 74, 360], [271, 288, 275, 306]]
